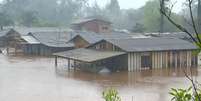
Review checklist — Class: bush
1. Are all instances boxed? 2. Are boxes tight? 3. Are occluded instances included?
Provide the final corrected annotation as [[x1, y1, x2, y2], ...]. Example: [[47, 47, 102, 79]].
[[169, 87, 201, 101], [102, 88, 121, 101]]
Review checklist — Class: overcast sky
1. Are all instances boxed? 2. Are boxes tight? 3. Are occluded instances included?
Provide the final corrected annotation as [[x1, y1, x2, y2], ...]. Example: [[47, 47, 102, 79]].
[[91, 0, 150, 9], [90, 0, 185, 12]]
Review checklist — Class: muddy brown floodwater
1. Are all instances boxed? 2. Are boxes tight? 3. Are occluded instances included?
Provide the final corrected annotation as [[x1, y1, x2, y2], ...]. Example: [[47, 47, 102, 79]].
[[0, 54, 200, 101]]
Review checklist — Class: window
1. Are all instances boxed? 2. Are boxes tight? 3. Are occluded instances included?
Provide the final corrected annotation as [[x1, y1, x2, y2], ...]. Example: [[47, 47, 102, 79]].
[[102, 26, 108, 30]]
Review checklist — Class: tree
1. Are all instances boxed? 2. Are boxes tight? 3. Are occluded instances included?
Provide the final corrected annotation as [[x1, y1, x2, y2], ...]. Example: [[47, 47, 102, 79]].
[[160, 0, 201, 100], [106, 0, 121, 16], [143, 0, 180, 32], [105, 0, 122, 29], [160, 0, 170, 33], [160, 0, 165, 33], [0, 12, 13, 29], [198, 0, 201, 33], [20, 11, 38, 27], [131, 23, 145, 33], [86, 0, 103, 17], [1, 0, 88, 26]]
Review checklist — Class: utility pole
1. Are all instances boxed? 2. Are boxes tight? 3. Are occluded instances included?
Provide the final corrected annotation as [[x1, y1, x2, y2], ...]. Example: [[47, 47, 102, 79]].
[[198, 0, 201, 33], [160, 0, 165, 33]]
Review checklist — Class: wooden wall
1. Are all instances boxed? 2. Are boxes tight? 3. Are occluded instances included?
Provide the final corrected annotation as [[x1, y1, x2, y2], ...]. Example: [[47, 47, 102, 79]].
[[23, 44, 73, 56], [128, 53, 141, 71], [128, 50, 197, 72], [73, 36, 90, 48], [81, 20, 112, 33]]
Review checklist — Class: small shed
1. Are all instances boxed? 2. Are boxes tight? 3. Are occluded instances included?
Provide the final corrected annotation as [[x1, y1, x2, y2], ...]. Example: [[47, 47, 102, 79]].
[[2, 27, 70, 55], [54, 48, 126, 72], [25, 31, 75, 56]]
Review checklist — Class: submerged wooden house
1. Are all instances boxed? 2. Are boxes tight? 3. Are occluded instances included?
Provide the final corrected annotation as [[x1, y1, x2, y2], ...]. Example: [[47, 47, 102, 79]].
[[1, 27, 73, 55], [68, 31, 147, 48], [23, 31, 75, 56], [54, 37, 198, 72]]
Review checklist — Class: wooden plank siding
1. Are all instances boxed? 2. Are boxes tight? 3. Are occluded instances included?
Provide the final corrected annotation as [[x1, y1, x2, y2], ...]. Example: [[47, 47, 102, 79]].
[[73, 36, 90, 48], [128, 50, 197, 72], [128, 53, 141, 71]]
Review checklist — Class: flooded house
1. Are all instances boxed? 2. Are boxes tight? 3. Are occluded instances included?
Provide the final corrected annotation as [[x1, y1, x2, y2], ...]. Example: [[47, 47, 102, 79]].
[[23, 31, 75, 56], [1, 27, 72, 55], [68, 31, 103, 48], [71, 18, 112, 33], [54, 37, 198, 72], [69, 30, 148, 48]]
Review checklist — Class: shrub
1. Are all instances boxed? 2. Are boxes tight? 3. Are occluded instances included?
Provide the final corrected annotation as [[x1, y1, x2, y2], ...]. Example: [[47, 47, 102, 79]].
[[102, 88, 121, 101]]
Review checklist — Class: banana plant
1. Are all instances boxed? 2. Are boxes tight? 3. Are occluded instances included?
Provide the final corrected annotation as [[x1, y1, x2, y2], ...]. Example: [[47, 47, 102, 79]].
[[102, 88, 121, 101], [169, 87, 192, 101]]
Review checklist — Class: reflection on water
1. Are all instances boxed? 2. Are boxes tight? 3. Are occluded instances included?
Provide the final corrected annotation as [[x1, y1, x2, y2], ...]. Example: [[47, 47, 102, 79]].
[[0, 54, 200, 101]]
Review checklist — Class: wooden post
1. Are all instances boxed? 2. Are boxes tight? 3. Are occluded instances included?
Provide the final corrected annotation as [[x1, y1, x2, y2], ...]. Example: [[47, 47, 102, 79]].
[[14, 44, 17, 55], [6, 47, 9, 55], [74, 60, 77, 71], [74, 60, 76, 71], [55, 56, 58, 67], [68, 59, 70, 70]]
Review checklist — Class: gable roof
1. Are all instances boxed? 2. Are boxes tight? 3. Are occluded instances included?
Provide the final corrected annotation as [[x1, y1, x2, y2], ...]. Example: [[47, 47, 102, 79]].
[[71, 31, 103, 44], [0, 29, 10, 37], [70, 31, 142, 44], [145, 32, 193, 41], [21, 35, 40, 44], [6, 27, 70, 35], [96, 37, 197, 52], [153, 32, 187, 37], [30, 31, 76, 48], [54, 48, 125, 63], [72, 18, 111, 25]]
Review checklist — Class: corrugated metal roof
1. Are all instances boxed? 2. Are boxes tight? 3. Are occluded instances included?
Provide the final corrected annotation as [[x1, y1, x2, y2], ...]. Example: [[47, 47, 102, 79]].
[[54, 48, 126, 62], [0, 29, 10, 37], [72, 18, 111, 25], [8, 27, 71, 35], [105, 37, 198, 52], [73, 31, 103, 44], [30, 31, 76, 47], [71, 31, 144, 44], [145, 32, 192, 39], [21, 35, 40, 44]]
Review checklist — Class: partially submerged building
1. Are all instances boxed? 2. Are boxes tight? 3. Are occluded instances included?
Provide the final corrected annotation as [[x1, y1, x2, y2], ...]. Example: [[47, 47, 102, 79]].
[[69, 30, 149, 48], [68, 31, 103, 48], [0, 27, 73, 55], [54, 37, 198, 72], [23, 31, 74, 56]]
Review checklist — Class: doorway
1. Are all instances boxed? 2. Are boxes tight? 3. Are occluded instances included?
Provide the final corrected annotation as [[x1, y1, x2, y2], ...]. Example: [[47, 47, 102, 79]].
[[141, 53, 152, 70]]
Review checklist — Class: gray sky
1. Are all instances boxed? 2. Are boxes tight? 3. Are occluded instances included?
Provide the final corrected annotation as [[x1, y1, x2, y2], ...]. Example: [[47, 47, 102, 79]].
[[90, 0, 185, 12], [92, 0, 151, 9]]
